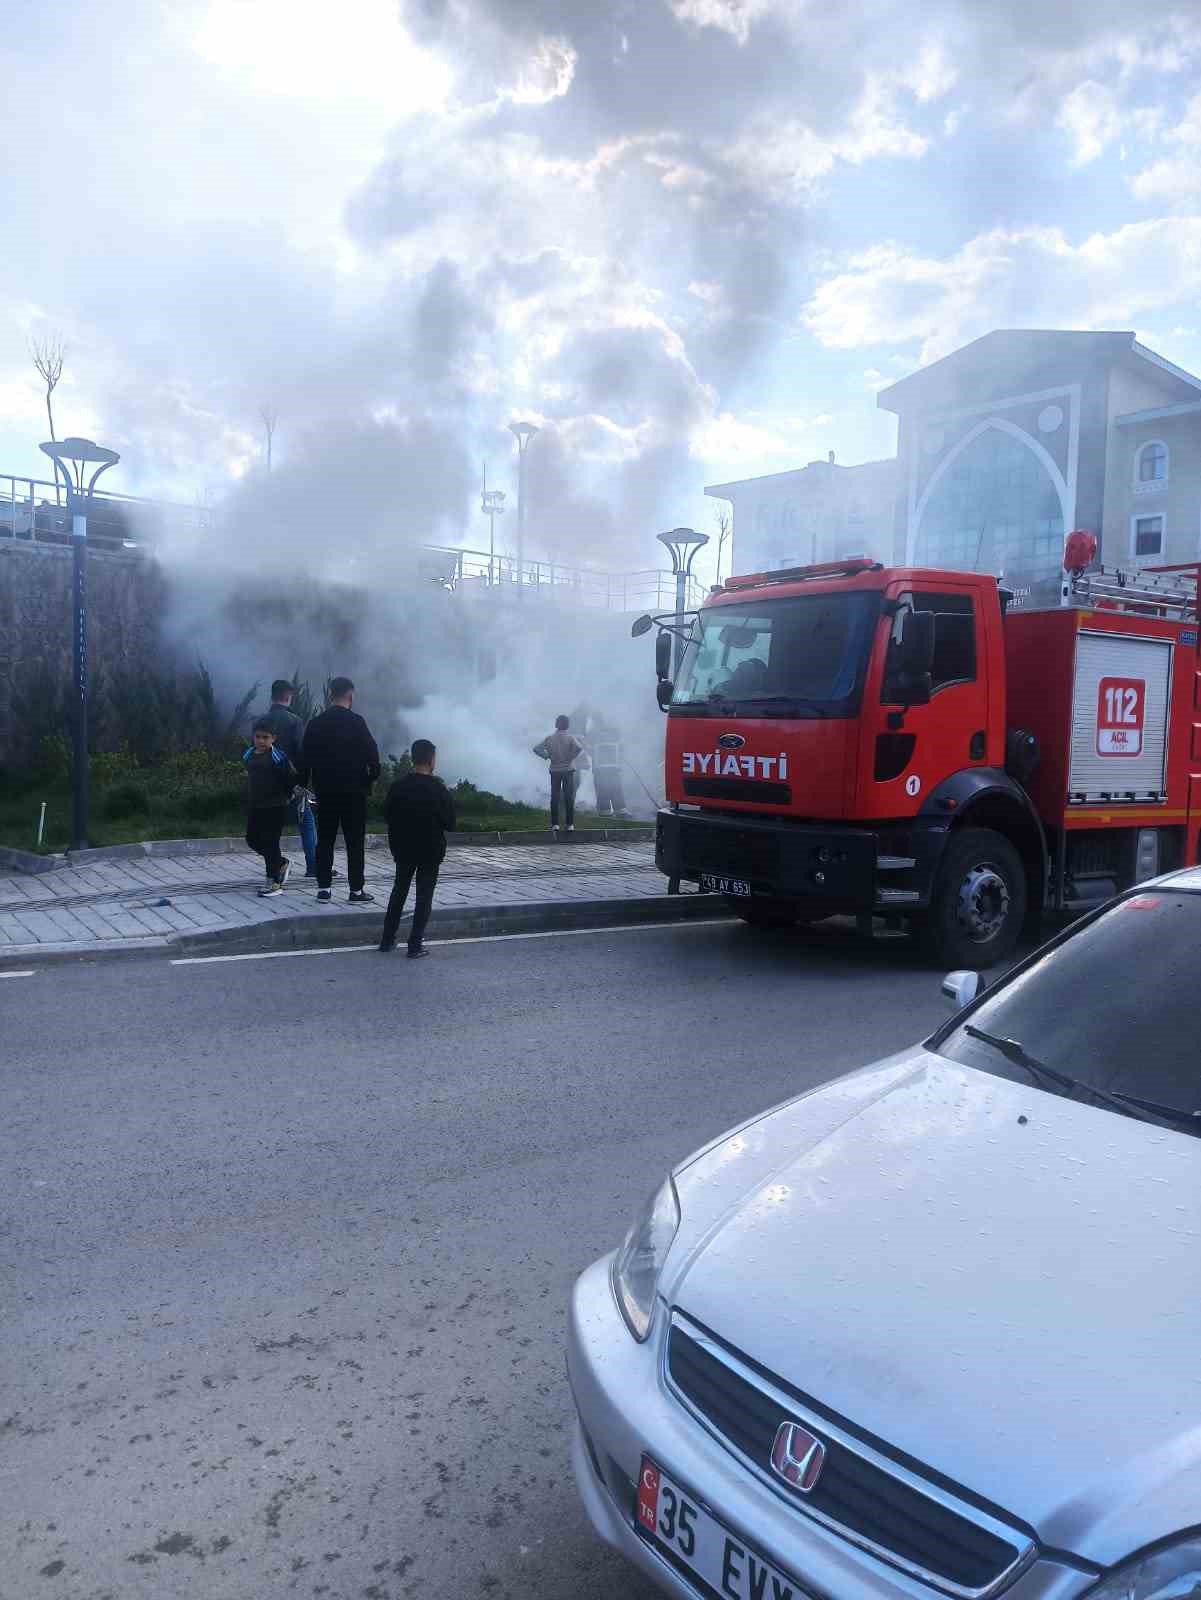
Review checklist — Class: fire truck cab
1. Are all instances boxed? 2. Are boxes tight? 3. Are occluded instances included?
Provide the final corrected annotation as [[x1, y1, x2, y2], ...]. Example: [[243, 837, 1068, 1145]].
[[643, 553, 1201, 967]]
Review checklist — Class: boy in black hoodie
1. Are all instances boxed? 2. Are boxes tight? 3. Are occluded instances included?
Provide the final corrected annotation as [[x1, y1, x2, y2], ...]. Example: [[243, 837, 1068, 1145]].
[[379, 738, 456, 957], [243, 720, 300, 895]]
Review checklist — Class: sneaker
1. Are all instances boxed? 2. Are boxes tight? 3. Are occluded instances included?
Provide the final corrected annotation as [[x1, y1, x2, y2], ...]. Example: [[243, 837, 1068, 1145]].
[[551, 824, 559, 834], [378, 939, 396, 954], [276, 858, 292, 889], [259, 880, 283, 897], [565, 825, 575, 833], [349, 890, 375, 904], [407, 945, 429, 959], [316, 887, 332, 902]]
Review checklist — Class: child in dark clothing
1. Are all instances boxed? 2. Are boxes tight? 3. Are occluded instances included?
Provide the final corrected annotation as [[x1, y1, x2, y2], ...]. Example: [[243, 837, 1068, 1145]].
[[243, 720, 300, 895]]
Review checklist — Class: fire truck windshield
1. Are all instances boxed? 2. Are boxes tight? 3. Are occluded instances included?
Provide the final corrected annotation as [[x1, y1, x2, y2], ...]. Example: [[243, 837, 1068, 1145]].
[[670, 592, 878, 718]]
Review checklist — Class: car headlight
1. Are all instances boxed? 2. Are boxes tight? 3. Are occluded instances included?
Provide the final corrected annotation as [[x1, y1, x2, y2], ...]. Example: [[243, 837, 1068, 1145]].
[[610, 1176, 681, 1341], [1085, 1538, 1201, 1599]]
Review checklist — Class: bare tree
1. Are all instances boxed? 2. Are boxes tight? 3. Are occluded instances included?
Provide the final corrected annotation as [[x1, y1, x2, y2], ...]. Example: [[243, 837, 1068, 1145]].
[[31, 335, 66, 504], [713, 505, 732, 585], [259, 404, 278, 472]]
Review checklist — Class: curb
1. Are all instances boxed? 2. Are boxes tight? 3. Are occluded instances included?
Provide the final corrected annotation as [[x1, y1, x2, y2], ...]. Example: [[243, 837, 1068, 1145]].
[[49, 827, 654, 871], [0, 892, 723, 968], [168, 891, 723, 958], [0, 845, 67, 876]]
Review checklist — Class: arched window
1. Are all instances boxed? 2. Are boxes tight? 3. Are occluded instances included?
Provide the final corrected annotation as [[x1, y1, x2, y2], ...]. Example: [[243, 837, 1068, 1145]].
[[915, 425, 1064, 588], [1137, 441, 1168, 484]]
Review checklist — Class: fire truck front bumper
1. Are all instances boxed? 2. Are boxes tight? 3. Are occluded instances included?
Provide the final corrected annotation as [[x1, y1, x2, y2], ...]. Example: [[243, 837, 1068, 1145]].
[[656, 808, 883, 910]]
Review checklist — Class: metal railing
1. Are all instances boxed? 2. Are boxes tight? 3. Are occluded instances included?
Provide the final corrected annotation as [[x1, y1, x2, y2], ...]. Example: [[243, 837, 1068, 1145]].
[[0, 471, 705, 610], [418, 545, 707, 612], [0, 473, 210, 550]]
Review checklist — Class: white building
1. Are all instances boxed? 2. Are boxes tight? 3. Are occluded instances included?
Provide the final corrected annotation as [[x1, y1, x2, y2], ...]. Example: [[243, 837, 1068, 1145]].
[[705, 453, 897, 578]]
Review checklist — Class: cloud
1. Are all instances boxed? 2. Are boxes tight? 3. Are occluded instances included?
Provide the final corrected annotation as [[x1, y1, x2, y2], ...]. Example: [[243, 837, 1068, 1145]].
[[665, 0, 779, 46], [4, 0, 1201, 549], [1057, 81, 1125, 165], [803, 218, 1201, 364], [1130, 90, 1201, 204]]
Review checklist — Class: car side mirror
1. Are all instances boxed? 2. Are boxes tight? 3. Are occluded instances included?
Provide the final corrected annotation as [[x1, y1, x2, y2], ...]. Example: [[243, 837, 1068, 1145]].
[[941, 970, 984, 1010], [655, 631, 673, 681], [656, 680, 674, 711]]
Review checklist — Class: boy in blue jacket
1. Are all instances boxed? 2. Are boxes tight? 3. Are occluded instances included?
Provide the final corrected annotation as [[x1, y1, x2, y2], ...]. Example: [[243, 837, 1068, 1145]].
[[243, 720, 300, 895]]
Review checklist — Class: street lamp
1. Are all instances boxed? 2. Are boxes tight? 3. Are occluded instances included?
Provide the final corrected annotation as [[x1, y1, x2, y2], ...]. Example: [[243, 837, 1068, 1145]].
[[39, 436, 121, 852], [508, 421, 539, 590], [657, 526, 709, 676], [480, 466, 506, 587]]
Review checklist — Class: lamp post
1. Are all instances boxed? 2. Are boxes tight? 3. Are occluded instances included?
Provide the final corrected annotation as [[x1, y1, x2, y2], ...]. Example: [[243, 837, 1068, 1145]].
[[657, 526, 709, 676], [39, 436, 120, 852], [508, 421, 539, 590], [480, 466, 506, 586]]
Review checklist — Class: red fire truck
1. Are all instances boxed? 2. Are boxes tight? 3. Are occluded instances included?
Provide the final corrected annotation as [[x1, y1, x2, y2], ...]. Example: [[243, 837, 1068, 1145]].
[[638, 541, 1201, 966]]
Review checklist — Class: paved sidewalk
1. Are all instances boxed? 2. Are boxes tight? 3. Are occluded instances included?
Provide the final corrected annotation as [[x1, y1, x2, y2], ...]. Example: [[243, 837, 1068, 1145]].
[[0, 840, 692, 961]]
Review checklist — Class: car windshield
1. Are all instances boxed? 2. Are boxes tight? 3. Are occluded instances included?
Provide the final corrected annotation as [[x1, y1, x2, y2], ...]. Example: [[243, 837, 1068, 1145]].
[[670, 592, 878, 718], [933, 887, 1201, 1134]]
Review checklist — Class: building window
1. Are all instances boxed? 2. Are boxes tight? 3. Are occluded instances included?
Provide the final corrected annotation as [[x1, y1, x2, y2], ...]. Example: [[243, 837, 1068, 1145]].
[[1136, 441, 1168, 485], [1133, 515, 1164, 559], [916, 425, 1064, 588]]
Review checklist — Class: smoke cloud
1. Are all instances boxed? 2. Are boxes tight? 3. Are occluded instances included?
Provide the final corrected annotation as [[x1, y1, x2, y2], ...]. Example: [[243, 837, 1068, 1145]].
[[7, 0, 1201, 803]]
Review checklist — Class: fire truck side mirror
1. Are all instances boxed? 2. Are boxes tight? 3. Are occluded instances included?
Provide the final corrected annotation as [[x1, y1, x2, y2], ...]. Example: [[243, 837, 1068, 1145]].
[[655, 631, 673, 681], [656, 680, 674, 711], [898, 607, 935, 673]]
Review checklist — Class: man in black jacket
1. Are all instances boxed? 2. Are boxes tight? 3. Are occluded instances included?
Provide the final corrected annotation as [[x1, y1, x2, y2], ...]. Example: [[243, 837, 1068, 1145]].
[[379, 738, 456, 958], [298, 677, 381, 903]]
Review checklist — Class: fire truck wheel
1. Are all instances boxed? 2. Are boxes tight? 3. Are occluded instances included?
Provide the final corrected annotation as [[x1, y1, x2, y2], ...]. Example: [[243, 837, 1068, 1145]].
[[921, 827, 1027, 970]]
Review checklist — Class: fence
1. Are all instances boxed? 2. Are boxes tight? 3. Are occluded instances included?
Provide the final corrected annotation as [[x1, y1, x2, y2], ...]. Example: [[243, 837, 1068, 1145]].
[[0, 473, 210, 552], [0, 471, 705, 611], [417, 545, 707, 613]]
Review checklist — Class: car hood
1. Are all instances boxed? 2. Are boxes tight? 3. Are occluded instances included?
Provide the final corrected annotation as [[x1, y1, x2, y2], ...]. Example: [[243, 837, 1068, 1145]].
[[670, 1051, 1201, 1564]]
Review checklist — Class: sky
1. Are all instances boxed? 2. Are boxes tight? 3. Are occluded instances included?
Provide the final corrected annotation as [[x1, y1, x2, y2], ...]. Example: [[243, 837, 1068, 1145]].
[[4, 0, 1201, 582]]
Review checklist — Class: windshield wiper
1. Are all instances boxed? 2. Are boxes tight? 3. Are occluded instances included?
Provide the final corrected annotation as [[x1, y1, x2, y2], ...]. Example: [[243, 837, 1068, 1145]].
[[737, 695, 829, 718], [962, 1026, 1167, 1126], [1106, 1088, 1201, 1131], [698, 692, 828, 717]]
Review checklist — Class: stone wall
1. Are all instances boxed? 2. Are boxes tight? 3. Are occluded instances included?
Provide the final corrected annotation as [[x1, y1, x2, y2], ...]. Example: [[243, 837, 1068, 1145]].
[[0, 541, 165, 765]]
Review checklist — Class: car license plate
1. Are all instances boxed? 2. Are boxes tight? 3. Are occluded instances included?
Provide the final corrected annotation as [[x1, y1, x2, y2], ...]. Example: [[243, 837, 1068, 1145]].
[[637, 1455, 811, 1600], [701, 874, 751, 896]]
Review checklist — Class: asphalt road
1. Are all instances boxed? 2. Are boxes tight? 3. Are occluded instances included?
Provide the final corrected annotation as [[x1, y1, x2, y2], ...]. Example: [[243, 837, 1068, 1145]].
[[2, 919, 952, 1600]]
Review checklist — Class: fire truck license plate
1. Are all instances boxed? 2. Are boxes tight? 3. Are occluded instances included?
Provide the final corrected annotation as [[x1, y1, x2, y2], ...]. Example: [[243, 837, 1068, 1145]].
[[701, 874, 751, 896], [1097, 676, 1146, 757], [636, 1456, 813, 1600]]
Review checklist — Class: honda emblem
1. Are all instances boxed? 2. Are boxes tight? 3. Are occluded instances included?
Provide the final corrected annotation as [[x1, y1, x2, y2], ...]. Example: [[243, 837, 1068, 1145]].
[[770, 1421, 826, 1493]]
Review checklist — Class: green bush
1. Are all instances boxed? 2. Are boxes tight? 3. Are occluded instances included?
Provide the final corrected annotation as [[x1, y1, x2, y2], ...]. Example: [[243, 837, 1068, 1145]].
[[176, 787, 242, 822], [102, 782, 151, 820], [158, 748, 242, 792], [453, 779, 524, 816], [34, 735, 71, 782], [90, 745, 139, 785]]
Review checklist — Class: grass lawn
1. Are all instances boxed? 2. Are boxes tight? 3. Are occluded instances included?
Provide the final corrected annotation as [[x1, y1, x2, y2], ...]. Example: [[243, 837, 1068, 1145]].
[[0, 767, 645, 855]]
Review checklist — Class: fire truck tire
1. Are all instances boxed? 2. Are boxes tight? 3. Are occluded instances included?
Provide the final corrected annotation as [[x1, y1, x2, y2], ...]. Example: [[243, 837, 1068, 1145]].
[[920, 827, 1027, 970]]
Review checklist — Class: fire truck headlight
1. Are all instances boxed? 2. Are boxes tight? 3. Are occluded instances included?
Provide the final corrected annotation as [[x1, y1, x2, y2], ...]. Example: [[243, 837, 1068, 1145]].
[[1083, 1536, 1201, 1599], [611, 1177, 681, 1342]]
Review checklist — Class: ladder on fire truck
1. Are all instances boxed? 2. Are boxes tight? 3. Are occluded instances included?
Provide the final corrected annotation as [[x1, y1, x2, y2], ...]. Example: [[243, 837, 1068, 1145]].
[[1063, 556, 1200, 622]]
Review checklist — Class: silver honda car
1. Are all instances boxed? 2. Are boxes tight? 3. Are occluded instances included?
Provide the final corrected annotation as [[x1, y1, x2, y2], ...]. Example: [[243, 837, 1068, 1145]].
[[568, 869, 1201, 1600]]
